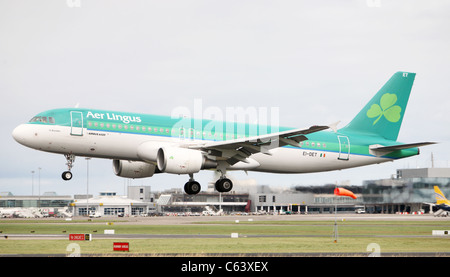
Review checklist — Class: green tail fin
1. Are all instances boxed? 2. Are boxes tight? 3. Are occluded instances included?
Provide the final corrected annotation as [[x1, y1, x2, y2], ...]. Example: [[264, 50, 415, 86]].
[[340, 71, 416, 141]]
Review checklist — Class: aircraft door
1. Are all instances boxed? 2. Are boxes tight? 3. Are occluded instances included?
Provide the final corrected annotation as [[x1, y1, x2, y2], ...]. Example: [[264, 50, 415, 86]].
[[338, 136, 350, 160], [70, 111, 84, 136]]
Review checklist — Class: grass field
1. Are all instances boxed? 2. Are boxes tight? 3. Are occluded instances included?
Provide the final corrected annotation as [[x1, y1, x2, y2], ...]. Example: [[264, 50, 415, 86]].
[[1, 218, 450, 256]]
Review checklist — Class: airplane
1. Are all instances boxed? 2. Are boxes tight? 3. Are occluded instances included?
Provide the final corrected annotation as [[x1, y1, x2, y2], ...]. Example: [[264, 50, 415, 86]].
[[433, 186, 450, 212], [12, 71, 435, 195]]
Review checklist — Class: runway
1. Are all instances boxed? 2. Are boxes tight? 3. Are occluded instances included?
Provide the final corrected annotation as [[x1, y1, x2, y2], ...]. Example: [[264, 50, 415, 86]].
[[107, 212, 450, 225]]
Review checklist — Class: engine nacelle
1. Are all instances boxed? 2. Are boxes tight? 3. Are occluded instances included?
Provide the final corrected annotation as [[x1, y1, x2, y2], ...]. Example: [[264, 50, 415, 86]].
[[156, 147, 216, 174], [137, 141, 164, 162], [113, 160, 157, 178]]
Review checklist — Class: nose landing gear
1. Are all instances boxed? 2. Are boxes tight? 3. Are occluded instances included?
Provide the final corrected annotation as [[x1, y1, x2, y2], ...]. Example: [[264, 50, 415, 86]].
[[62, 171, 73, 181], [62, 154, 75, 181]]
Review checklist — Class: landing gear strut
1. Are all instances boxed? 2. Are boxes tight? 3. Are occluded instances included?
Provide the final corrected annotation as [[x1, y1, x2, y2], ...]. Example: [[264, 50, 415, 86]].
[[184, 174, 201, 195], [62, 154, 75, 181]]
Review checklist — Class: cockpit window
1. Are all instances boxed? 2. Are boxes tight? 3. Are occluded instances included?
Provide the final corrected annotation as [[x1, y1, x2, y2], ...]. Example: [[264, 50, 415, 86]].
[[29, 117, 40, 122], [29, 116, 55, 124]]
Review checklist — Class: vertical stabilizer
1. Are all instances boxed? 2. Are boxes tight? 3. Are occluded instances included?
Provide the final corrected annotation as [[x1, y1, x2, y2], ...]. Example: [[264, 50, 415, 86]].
[[434, 186, 450, 206], [340, 72, 415, 141]]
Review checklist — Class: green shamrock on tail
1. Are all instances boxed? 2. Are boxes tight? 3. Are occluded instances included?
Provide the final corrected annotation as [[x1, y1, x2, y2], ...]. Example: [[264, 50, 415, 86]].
[[366, 93, 402, 125]]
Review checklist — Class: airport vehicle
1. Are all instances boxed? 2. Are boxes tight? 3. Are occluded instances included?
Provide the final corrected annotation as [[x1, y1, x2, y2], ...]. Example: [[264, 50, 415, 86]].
[[89, 211, 101, 218], [355, 205, 366, 214], [12, 72, 434, 194]]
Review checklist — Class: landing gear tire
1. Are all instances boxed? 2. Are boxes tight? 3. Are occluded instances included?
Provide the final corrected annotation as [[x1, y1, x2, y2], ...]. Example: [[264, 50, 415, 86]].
[[62, 171, 73, 181], [215, 178, 233, 193], [63, 154, 75, 181], [184, 181, 201, 195]]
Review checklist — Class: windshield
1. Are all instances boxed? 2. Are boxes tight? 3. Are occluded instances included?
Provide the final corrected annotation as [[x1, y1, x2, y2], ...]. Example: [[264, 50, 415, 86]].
[[29, 116, 55, 124]]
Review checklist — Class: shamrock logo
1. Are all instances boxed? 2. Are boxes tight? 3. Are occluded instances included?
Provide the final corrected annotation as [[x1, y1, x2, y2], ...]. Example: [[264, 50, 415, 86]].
[[366, 93, 402, 125]]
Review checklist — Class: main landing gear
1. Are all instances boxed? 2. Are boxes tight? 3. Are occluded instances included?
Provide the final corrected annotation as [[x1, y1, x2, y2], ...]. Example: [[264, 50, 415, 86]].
[[184, 174, 201, 195], [184, 171, 233, 195], [214, 166, 233, 193], [215, 178, 233, 193], [62, 154, 75, 181]]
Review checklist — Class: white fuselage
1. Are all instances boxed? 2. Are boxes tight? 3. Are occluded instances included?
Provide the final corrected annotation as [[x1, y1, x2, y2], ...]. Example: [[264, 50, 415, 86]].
[[12, 123, 391, 174]]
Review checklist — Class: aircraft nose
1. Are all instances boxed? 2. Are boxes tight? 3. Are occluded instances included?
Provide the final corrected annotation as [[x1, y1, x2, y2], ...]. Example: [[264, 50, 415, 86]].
[[12, 124, 30, 145]]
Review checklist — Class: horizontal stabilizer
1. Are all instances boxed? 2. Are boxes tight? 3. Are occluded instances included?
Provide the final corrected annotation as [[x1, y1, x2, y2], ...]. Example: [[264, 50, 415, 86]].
[[369, 142, 436, 156]]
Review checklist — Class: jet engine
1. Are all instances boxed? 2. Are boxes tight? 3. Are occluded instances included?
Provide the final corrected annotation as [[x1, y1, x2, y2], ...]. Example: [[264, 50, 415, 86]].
[[113, 160, 157, 178], [156, 147, 216, 174]]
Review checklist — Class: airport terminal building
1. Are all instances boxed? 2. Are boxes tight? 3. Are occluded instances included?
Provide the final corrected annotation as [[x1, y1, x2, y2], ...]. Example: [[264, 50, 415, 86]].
[[1, 167, 449, 217], [361, 167, 450, 214]]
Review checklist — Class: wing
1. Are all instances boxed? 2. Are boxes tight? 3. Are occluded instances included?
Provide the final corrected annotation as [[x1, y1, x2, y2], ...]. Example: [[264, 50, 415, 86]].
[[189, 125, 330, 165]]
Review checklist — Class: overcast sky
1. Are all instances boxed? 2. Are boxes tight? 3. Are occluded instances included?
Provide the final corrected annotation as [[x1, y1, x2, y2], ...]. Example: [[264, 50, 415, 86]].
[[1, 0, 449, 196]]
